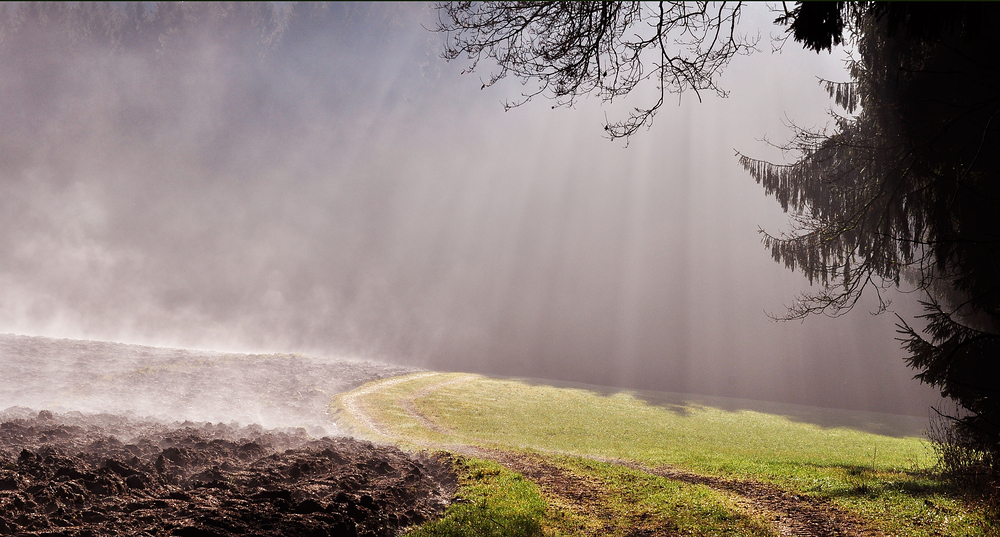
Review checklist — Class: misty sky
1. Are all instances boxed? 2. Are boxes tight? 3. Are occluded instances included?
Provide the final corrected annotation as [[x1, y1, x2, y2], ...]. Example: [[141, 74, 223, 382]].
[[0, 3, 939, 414]]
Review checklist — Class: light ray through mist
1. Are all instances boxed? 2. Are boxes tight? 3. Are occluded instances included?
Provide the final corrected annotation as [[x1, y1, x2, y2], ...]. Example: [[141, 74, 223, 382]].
[[0, 3, 938, 415]]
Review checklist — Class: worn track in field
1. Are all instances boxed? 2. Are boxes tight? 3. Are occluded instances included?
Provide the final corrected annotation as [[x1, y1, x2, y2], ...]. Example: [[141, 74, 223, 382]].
[[338, 374, 887, 537]]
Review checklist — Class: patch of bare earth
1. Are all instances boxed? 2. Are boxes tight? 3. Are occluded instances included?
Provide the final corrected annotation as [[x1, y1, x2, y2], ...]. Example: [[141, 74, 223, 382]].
[[0, 411, 456, 537], [355, 376, 887, 537]]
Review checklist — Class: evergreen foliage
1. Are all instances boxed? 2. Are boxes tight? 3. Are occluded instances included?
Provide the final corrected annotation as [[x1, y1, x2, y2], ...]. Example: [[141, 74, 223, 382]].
[[740, 3, 1000, 492]]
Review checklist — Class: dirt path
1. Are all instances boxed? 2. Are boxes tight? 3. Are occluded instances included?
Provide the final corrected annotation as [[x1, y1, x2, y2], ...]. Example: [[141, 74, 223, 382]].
[[635, 464, 884, 537], [341, 374, 888, 537], [485, 449, 630, 535]]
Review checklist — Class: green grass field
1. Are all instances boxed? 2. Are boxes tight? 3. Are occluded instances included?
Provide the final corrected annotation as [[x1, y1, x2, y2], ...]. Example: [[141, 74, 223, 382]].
[[331, 372, 991, 536]]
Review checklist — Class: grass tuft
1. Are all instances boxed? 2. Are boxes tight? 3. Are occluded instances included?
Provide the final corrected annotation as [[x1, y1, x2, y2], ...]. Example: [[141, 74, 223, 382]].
[[406, 457, 546, 537]]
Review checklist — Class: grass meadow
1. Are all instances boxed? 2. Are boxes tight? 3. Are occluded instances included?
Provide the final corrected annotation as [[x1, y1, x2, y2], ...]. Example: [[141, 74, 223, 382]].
[[331, 372, 991, 536]]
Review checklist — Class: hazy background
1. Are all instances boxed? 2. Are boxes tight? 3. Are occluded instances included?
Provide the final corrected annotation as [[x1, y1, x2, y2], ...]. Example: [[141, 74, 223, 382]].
[[0, 3, 939, 415]]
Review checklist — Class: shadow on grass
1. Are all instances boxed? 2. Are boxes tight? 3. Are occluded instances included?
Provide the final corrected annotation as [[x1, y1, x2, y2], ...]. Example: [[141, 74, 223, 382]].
[[512, 376, 931, 438], [803, 462, 952, 499], [824, 479, 952, 500]]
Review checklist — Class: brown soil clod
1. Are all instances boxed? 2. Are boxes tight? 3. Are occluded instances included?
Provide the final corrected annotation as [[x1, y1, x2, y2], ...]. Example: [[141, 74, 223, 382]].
[[0, 411, 457, 537]]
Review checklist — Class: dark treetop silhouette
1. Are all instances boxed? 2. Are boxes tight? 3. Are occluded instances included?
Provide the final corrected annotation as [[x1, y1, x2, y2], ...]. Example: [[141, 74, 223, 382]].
[[741, 3, 1000, 479]]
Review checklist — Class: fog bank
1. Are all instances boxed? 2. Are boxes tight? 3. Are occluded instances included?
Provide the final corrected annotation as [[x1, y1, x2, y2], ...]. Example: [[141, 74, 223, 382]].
[[0, 3, 939, 415]]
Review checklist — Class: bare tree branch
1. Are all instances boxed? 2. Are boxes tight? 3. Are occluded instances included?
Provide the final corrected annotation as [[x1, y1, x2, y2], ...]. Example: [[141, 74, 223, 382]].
[[435, 1, 757, 141]]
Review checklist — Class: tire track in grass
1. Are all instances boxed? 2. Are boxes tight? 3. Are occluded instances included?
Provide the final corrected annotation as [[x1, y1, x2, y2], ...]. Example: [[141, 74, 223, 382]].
[[634, 464, 884, 537], [340, 373, 887, 537], [485, 450, 631, 536], [337, 372, 438, 439], [397, 374, 477, 437]]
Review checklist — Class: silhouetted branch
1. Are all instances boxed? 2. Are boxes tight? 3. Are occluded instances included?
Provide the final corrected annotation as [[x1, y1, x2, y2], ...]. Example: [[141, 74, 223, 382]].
[[435, 1, 757, 141]]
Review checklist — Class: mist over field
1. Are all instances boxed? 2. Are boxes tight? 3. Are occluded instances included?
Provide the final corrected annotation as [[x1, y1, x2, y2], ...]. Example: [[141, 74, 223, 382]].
[[0, 3, 938, 415]]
